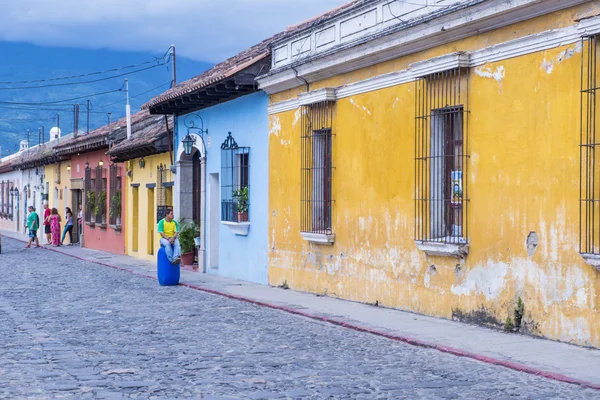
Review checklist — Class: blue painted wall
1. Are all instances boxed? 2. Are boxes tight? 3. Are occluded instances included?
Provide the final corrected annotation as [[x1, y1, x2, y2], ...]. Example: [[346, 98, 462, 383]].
[[176, 92, 269, 284]]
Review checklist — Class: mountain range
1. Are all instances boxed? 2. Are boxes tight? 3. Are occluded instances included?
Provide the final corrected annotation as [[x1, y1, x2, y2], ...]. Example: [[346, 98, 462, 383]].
[[0, 42, 211, 157]]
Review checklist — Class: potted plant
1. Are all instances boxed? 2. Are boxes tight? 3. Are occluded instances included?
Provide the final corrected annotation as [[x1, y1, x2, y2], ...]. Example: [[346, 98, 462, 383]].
[[233, 186, 249, 222], [87, 191, 96, 223], [178, 220, 200, 266], [109, 191, 121, 226], [97, 191, 107, 224]]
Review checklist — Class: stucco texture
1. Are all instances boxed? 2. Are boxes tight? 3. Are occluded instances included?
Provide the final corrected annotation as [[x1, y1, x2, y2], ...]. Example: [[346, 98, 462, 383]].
[[268, 10, 600, 347], [125, 152, 173, 262]]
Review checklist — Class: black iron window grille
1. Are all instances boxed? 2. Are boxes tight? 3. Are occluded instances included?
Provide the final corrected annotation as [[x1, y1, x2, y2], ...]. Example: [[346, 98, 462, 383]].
[[8, 183, 14, 221], [95, 166, 107, 225], [580, 36, 600, 255], [221, 132, 250, 223], [156, 164, 173, 222], [0, 181, 5, 218], [84, 167, 93, 223], [109, 164, 122, 227], [301, 101, 334, 234], [415, 68, 469, 245]]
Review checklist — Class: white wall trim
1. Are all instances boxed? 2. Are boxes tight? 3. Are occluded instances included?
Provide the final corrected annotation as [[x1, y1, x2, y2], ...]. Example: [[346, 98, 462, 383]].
[[415, 241, 469, 258], [298, 88, 337, 106], [301, 232, 335, 245], [258, 0, 591, 95], [221, 221, 250, 236], [411, 52, 470, 77], [268, 98, 300, 115], [267, 15, 600, 115]]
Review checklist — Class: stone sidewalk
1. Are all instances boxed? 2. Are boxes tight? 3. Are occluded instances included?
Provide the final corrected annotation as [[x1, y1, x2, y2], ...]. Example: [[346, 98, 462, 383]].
[[3, 229, 600, 390]]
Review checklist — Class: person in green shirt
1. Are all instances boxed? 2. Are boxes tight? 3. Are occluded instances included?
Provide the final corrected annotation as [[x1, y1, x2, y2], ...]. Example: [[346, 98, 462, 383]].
[[25, 206, 40, 248], [157, 208, 181, 264]]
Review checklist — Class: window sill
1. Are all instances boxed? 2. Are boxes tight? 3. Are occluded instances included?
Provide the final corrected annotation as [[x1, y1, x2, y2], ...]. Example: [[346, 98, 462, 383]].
[[301, 232, 335, 245], [85, 222, 95, 228], [221, 221, 250, 236], [581, 253, 600, 272], [109, 224, 122, 232], [415, 240, 469, 258], [97, 223, 107, 230]]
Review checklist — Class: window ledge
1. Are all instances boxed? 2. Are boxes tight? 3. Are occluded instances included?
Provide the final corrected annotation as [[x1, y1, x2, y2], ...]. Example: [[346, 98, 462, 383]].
[[97, 223, 107, 230], [415, 241, 469, 258], [221, 221, 250, 236], [301, 232, 335, 245], [581, 253, 600, 272], [109, 224, 122, 231], [85, 222, 95, 228]]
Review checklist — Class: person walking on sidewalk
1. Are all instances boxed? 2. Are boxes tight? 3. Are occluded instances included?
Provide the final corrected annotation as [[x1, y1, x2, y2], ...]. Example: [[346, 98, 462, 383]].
[[61, 207, 74, 246], [157, 208, 181, 265], [42, 202, 51, 245], [25, 206, 40, 248], [46, 207, 62, 247]]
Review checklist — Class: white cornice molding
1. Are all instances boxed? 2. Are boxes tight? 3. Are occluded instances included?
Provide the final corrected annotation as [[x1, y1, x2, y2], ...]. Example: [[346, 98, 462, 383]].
[[267, 15, 600, 115], [267, 98, 299, 115], [257, 0, 589, 95], [411, 52, 471, 77], [298, 88, 337, 106]]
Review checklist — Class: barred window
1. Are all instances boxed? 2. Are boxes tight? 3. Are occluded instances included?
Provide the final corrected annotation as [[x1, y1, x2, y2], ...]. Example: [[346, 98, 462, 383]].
[[581, 36, 600, 255], [109, 164, 122, 227], [0, 181, 5, 218], [415, 68, 469, 245], [301, 101, 334, 234], [84, 167, 94, 223], [95, 166, 107, 226], [8, 183, 14, 221], [221, 132, 250, 223], [157, 164, 174, 222]]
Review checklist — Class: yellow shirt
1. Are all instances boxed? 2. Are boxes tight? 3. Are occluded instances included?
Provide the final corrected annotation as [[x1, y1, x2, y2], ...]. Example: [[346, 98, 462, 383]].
[[158, 219, 179, 238]]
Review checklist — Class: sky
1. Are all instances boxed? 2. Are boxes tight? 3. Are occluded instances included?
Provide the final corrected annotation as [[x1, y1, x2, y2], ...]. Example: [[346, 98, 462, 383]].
[[0, 0, 350, 63]]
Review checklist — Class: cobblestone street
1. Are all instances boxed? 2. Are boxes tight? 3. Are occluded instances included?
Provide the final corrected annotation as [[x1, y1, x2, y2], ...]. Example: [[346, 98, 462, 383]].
[[0, 238, 597, 400]]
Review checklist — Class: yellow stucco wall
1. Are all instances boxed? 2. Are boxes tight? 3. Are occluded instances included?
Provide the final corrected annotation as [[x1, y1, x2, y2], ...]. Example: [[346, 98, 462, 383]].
[[44, 161, 75, 244], [125, 153, 173, 262], [268, 5, 600, 348]]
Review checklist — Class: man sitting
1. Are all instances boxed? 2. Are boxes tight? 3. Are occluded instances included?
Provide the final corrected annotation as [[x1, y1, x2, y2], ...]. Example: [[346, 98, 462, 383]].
[[157, 208, 181, 265]]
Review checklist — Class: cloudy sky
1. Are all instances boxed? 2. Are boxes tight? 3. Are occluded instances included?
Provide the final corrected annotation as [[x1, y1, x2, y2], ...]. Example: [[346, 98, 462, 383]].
[[0, 0, 350, 62]]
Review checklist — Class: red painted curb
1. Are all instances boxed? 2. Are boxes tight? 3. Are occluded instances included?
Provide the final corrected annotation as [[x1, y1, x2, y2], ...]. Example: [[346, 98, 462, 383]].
[[4, 235, 600, 391]]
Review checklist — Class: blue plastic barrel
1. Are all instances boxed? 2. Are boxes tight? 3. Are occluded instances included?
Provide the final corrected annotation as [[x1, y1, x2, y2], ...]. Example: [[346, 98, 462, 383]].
[[157, 247, 180, 286]]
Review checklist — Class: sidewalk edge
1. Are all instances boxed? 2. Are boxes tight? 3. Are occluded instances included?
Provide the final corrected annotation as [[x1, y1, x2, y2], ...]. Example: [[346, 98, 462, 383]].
[[5, 235, 600, 391]]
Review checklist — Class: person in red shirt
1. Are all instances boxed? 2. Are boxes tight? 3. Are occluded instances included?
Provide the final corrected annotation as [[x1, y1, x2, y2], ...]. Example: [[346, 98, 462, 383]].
[[42, 202, 51, 245]]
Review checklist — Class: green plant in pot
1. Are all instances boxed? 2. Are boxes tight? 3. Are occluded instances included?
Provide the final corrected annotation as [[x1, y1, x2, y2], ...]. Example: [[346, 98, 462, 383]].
[[233, 186, 249, 222], [178, 220, 200, 266], [86, 191, 96, 222], [96, 191, 107, 224], [109, 191, 121, 225]]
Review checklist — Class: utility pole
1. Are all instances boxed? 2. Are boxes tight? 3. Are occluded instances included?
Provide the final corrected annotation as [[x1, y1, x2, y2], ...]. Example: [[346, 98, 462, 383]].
[[125, 79, 132, 139], [86, 100, 91, 135], [73, 104, 80, 137], [171, 45, 177, 88]]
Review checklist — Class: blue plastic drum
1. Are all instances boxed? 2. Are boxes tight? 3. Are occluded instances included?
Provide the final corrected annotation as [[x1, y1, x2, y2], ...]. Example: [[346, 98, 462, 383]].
[[157, 247, 180, 286]]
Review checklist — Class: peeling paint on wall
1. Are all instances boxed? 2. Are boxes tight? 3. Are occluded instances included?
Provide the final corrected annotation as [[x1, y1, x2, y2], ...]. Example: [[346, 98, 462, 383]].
[[541, 42, 582, 74], [451, 261, 509, 301], [349, 98, 372, 115], [269, 116, 281, 137], [474, 65, 505, 92]]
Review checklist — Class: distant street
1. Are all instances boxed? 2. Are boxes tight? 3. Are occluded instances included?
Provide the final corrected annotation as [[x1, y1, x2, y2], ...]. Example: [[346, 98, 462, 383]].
[[0, 237, 597, 400]]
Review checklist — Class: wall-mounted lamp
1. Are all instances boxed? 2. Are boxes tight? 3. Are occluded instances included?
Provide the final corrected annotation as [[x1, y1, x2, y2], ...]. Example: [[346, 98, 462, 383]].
[[98, 160, 104, 167], [183, 113, 208, 156], [67, 164, 71, 172], [85, 161, 89, 169], [139, 158, 145, 169]]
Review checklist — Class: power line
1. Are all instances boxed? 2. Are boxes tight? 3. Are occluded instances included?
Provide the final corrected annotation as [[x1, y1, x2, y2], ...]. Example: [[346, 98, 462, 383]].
[[0, 46, 173, 86], [0, 87, 123, 106], [0, 62, 169, 91], [94, 82, 171, 111]]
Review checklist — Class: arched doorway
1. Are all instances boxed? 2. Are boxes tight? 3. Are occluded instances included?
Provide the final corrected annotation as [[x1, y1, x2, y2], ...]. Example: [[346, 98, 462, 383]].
[[179, 148, 202, 229]]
